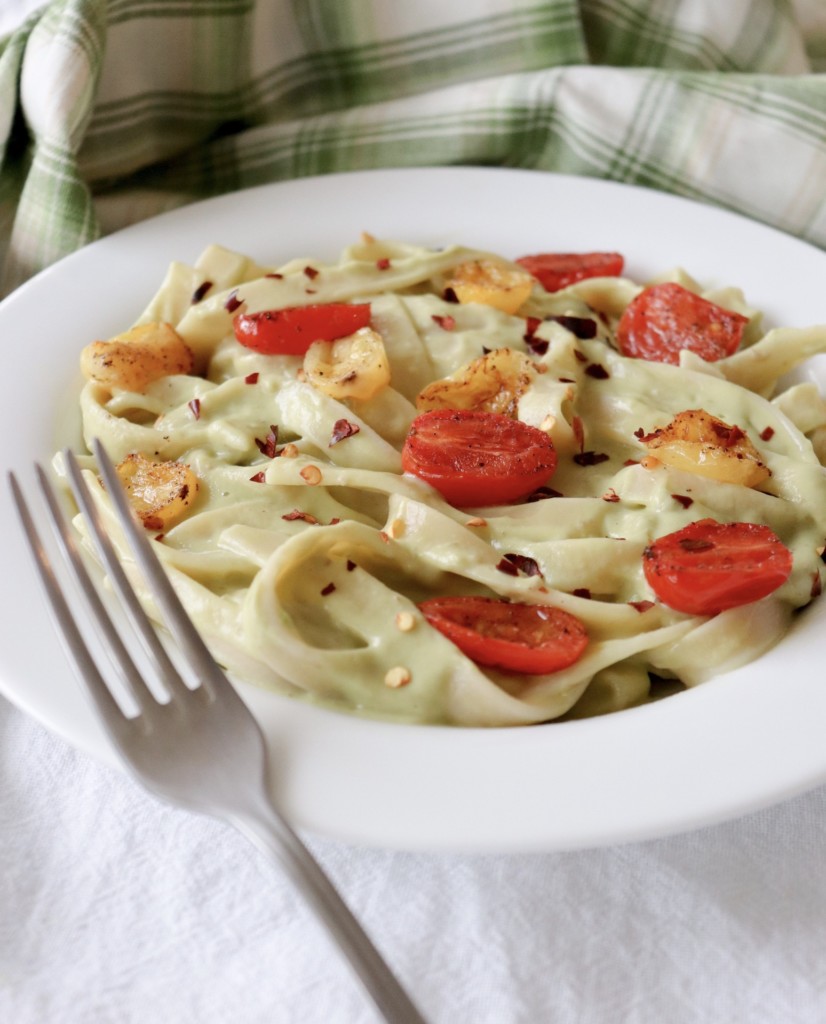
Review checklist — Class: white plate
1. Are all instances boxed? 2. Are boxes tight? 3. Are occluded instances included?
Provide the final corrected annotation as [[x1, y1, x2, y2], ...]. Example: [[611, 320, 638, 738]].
[[2, 167, 826, 853]]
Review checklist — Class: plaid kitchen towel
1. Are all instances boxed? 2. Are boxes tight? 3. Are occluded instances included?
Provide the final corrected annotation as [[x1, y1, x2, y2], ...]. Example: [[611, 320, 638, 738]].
[[1, 0, 825, 295]]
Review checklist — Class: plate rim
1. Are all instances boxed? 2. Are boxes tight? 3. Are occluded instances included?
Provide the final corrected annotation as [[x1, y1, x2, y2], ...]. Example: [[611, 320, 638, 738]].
[[3, 165, 826, 853]]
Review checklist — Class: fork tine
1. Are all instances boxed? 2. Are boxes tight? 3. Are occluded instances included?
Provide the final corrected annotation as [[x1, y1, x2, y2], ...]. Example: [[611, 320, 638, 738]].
[[63, 448, 194, 704], [9, 469, 133, 734], [89, 438, 236, 702], [34, 463, 160, 717]]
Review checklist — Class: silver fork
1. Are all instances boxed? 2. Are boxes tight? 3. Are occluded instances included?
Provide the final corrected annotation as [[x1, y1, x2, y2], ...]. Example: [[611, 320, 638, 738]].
[[8, 438, 427, 1024]]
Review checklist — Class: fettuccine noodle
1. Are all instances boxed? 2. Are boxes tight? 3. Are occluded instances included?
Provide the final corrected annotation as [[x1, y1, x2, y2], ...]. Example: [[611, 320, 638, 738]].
[[64, 237, 826, 725]]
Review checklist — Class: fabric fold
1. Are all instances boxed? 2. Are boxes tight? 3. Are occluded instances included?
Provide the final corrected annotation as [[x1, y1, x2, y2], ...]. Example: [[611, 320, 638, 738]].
[[1, 0, 826, 295], [1, 0, 106, 292]]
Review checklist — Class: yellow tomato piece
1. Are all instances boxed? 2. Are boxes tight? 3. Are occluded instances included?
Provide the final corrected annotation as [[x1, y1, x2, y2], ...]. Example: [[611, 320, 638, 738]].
[[303, 327, 390, 401], [115, 453, 199, 531], [416, 348, 537, 418], [639, 409, 770, 488], [447, 259, 533, 315], [81, 322, 193, 393]]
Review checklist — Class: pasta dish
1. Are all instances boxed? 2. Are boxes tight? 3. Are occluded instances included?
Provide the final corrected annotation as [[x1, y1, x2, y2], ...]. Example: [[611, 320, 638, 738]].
[[64, 236, 826, 726]]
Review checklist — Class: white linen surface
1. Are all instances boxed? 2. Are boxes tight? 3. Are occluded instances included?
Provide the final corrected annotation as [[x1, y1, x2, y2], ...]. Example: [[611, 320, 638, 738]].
[[2, 692, 826, 1023]]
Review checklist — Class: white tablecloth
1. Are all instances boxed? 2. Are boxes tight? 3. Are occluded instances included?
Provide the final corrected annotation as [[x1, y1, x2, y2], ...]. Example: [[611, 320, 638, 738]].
[[3, 690, 826, 1023]]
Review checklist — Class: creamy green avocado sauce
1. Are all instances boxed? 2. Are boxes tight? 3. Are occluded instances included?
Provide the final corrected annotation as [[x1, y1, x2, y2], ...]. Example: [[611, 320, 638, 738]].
[[66, 238, 826, 726]]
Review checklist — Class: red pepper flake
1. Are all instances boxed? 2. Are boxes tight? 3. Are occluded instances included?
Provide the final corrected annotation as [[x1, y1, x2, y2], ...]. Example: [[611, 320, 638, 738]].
[[526, 485, 563, 502], [376, 257, 391, 270], [524, 316, 541, 338], [498, 553, 543, 577], [574, 349, 588, 363], [244, 372, 259, 384], [549, 315, 598, 340], [265, 272, 284, 279], [558, 377, 576, 384], [495, 558, 519, 577], [572, 588, 592, 599], [225, 289, 242, 313], [812, 572, 822, 599], [154, 533, 165, 542], [711, 422, 746, 447], [523, 316, 546, 351], [442, 287, 459, 303], [679, 538, 715, 552], [623, 458, 640, 467], [633, 426, 662, 443], [585, 363, 609, 380], [249, 471, 266, 483], [602, 488, 620, 503], [526, 335, 549, 356], [671, 494, 694, 509], [303, 265, 319, 280], [431, 314, 456, 331], [255, 425, 279, 458], [346, 559, 357, 571], [629, 600, 655, 613], [282, 509, 319, 524], [330, 418, 361, 445], [573, 451, 610, 467], [191, 280, 213, 303], [329, 517, 341, 525], [572, 415, 585, 451], [760, 426, 775, 442], [188, 397, 201, 419], [320, 582, 336, 596]]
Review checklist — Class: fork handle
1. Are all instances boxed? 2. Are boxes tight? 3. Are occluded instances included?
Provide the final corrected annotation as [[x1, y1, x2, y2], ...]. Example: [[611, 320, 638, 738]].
[[230, 801, 428, 1024]]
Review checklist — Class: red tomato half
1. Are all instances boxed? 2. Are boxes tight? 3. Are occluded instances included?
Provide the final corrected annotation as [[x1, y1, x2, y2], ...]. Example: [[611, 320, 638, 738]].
[[401, 409, 557, 507], [643, 519, 793, 616], [515, 252, 624, 292], [233, 303, 371, 355], [420, 596, 588, 674], [616, 283, 747, 364]]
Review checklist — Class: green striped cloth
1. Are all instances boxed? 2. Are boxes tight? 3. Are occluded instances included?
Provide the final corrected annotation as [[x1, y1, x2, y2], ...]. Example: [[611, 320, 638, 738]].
[[2, 0, 826, 295]]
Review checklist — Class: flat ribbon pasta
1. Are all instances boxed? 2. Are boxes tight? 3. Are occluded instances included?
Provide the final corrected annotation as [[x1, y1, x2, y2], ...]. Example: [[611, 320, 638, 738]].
[[65, 238, 826, 725]]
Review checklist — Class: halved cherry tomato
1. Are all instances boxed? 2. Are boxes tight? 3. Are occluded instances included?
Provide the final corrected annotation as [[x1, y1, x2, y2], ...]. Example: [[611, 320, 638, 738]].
[[401, 409, 557, 507], [515, 252, 624, 292], [419, 596, 588, 674], [643, 518, 793, 615], [616, 283, 747, 364], [233, 303, 371, 355]]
